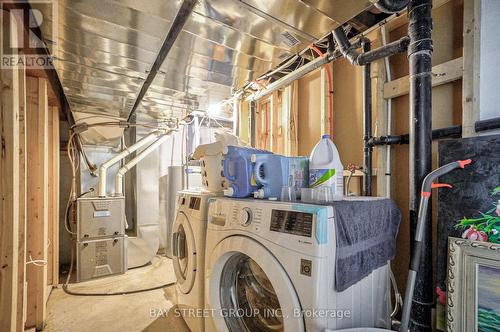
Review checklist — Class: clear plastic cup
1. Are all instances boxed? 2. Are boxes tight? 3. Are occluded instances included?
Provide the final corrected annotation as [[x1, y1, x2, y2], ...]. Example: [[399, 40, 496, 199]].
[[280, 186, 297, 202], [314, 187, 334, 203], [301, 188, 314, 203]]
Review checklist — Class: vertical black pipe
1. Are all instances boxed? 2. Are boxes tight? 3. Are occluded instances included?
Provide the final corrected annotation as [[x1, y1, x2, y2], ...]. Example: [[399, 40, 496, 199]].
[[250, 100, 256, 147], [363, 40, 373, 196], [408, 0, 433, 330]]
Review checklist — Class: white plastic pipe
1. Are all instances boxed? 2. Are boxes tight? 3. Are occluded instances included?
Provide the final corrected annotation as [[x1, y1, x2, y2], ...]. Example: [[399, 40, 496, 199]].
[[381, 25, 393, 198], [115, 132, 173, 196], [97, 130, 164, 197]]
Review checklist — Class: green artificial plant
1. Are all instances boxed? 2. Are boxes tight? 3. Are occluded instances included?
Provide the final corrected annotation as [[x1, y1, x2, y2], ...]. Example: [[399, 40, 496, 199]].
[[456, 187, 500, 243]]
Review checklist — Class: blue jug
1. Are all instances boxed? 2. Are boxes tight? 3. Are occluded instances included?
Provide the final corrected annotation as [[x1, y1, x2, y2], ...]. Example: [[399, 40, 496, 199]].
[[223, 146, 272, 198], [252, 154, 309, 199]]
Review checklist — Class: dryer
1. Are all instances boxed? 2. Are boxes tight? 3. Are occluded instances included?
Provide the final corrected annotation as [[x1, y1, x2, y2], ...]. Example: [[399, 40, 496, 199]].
[[172, 190, 214, 332], [204, 198, 390, 332]]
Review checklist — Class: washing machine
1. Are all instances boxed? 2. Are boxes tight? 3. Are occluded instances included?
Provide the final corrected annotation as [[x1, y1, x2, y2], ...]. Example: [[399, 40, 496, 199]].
[[172, 190, 215, 332], [204, 198, 390, 332]]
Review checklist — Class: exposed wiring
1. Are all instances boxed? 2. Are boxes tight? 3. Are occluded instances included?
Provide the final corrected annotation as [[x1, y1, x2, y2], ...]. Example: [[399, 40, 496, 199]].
[[64, 199, 77, 235], [255, 55, 300, 81], [181, 115, 197, 126], [65, 188, 95, 236], [71, 121, 162, 132], [65, 132, 80, 236], [62, 246, 175, 296], [69, 132, 97, 176], [26, 238, 52, 266], [209, 117, 226, 129], [26, 254, 47, 266]]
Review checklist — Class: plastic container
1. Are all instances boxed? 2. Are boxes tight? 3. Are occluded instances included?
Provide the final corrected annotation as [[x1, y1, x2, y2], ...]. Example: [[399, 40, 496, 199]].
[[192, 141, 227, 193], [309, 134, 344, 200], [252, 154, 308, 200], [222, 146, 272, 198]]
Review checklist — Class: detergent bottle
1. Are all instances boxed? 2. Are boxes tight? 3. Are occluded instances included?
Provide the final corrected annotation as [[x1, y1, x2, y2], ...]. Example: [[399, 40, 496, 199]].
[[252, 154, 308, 200], [222, 146, 272, 198], [309, 134, 344, 200]]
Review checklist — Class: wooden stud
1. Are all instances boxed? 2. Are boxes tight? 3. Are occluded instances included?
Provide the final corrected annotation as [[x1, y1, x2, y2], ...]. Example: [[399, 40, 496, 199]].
[[462, 0, 481, 137], [271, 91, 284, 154], [289, 81, 299, 156], [47, 108, 53, 287], [256, 97, 271, 150], [374, 32, 389, 198], [383, 57, 463, 99], [320, 67, 327, 135], [47, 106, 60, 286], [17, 62, 28, 330], [281, 86, 292, 156], [25, 77, 49, 330], [0, 9, 20, 332]]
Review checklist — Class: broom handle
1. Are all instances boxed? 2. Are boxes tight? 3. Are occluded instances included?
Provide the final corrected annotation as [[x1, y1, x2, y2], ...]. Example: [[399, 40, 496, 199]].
[[399, 159, 472, 332]]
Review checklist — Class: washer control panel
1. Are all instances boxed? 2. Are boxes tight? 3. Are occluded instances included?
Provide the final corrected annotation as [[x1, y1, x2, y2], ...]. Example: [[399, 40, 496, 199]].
[[239, 207, 252, 226]]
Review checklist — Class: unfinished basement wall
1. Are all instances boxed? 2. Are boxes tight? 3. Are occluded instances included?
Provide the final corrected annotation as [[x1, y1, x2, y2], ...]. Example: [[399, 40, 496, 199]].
[[331, 58, 364, 168], [0, 29, 62, 329], [374, 0, 464, 291], [239, 0, 463, 294], [277, 0, 464, 293], [297, 70, 324, 156], [296, 56, 368, 194]]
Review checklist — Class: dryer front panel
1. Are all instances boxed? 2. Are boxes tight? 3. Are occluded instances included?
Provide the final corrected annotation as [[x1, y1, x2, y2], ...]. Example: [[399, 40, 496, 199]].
[[172, 211, 197, 294]]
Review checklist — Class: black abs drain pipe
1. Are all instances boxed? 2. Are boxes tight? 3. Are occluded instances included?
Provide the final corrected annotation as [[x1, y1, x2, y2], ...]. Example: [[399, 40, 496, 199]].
[[332, 27, 409, 196], [407, 0, 434, 330]]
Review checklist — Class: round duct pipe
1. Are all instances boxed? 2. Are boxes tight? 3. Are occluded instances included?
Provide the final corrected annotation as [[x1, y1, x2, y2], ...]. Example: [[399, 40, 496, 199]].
[[374, 0, 409, 13]]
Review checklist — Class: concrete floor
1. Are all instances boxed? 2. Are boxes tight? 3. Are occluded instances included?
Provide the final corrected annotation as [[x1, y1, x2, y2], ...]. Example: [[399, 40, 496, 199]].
[[44, 257, 190, 332]]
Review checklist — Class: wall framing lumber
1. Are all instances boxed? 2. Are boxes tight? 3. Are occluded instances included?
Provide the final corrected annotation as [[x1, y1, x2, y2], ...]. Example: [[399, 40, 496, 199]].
[[47, 106, 60, 286], [25, 77, 49, 330], [374, 33, 389, 198], [0, 9, 20, 332], [383, 57, 463, 99], [17, 64, 28, 330], [320, 67, 327, 135], [462, 0, 481, 137]]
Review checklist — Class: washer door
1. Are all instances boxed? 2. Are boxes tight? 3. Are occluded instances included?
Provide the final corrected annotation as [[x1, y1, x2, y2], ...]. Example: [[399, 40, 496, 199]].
[[207, 236, 305, 332], [172, 211, 197, 294]]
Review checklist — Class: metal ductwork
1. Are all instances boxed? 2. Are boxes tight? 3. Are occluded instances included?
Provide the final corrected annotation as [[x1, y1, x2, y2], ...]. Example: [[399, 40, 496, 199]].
[[120, 115, 192, 268], [120, 132, 174, 268], [30, 0, 381, 143], [374, 0, 410, 13]]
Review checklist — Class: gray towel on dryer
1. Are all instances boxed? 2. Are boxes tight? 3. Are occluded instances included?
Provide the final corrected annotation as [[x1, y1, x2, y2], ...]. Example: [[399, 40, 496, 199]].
[[323, 197, 401, 292]]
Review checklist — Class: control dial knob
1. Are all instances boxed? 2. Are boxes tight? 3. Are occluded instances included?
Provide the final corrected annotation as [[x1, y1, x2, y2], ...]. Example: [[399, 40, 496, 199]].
[[239, 208, 252, 226]]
